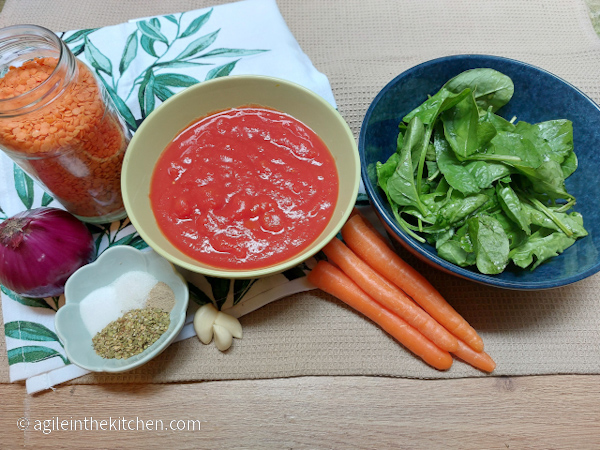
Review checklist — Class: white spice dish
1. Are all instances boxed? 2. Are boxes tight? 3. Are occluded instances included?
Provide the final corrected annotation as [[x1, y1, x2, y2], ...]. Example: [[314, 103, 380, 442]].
[[55, 245, 189, 373]]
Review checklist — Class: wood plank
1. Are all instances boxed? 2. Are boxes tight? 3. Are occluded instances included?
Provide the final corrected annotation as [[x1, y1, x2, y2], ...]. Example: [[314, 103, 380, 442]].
[[4, 375, 599, 449]]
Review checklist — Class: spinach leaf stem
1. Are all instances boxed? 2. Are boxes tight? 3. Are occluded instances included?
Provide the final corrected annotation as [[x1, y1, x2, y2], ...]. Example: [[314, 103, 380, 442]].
[[529, 197, 573, 237]]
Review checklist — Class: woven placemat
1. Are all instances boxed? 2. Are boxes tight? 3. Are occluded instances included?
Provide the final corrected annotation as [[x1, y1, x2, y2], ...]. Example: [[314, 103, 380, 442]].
[[1, 0, 599, 384]]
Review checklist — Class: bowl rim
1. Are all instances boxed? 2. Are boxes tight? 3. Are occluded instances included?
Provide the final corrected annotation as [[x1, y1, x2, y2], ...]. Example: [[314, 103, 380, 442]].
[[122, 74, 360, 279], [359, 54, 600, 290]]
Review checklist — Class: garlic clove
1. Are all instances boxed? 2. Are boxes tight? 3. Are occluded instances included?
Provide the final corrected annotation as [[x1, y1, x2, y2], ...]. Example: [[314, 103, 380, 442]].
[[214, 311, 243, 339], [213, 324, 233, 351], [193, 303, 219, 344]]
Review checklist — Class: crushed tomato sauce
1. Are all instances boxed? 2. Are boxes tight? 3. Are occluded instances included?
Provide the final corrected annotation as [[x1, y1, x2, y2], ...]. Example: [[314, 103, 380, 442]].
[[150, 107, 339, 270]]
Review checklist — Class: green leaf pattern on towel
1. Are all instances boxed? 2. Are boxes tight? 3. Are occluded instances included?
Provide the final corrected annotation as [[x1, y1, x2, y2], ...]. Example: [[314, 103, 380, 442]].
[[8, 346, 69, 366], [189, 263, 313, 311], [1, 286, 55, 311], [5, 321, 61, 343], [63, 9, 269, 128], [13, 165, 34, 210], [0, 9, 317, 372]]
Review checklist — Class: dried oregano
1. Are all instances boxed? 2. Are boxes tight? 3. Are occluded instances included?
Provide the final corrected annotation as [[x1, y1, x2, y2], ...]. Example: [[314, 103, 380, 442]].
[[92, 307, 170, 359]]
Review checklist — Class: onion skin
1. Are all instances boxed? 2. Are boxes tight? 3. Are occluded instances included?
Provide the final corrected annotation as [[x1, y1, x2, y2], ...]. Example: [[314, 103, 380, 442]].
[[0, 207, 95, 298]]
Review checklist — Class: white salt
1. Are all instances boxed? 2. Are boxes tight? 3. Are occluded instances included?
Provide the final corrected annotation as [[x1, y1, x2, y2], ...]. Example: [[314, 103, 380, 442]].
[[80, 271, 159, 336], [80, 285, 120, 337], [112, 271, 158, 312]]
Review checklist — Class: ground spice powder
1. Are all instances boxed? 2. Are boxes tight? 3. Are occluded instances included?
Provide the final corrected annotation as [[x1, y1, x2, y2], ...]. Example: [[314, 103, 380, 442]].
[[145, 281, 176, 312], [0, 57, 129, 218]]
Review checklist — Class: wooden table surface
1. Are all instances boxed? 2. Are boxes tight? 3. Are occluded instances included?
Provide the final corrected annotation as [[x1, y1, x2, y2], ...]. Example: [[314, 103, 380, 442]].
[[3, 374, 599, 448]]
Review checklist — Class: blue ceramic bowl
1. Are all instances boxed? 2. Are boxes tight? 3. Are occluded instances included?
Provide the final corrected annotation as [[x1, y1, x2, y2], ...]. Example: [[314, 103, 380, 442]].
[[359, 54, 600, 290]]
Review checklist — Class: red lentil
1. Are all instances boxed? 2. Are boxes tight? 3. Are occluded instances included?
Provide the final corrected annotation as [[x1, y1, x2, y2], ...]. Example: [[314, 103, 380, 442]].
[[0, 57, 129, 219]]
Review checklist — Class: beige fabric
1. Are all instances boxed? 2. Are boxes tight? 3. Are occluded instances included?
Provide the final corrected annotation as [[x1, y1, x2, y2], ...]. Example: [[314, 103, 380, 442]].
[[1, 0, 600, 384]]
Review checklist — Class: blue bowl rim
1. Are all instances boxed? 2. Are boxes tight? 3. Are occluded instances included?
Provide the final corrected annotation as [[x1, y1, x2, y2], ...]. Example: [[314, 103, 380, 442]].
[[359, 54, 600, 290]]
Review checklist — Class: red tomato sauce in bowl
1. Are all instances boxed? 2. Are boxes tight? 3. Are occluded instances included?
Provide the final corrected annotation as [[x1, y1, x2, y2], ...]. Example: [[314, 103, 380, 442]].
[[149, 107, 339, 270]]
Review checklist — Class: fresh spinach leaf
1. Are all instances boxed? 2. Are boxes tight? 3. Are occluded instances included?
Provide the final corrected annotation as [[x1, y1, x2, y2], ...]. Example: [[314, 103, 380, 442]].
[[489, 210, 528, 250], [403, 87, 471, 125], [437, 224, 476, 267], [437, 189, 492, 228], [438, 240, 476, 267], [479, 108, 516, 133], [509, 228, 576, 270], [561, 151, 578, 178], [515, 119, 573, 164], [441, 91, 480, 159], [496, 182, 531, 234], [376, 152, 400, 198], [442, 68, 514, 112], [518, 160, 571, 201], [376, 68, 586, 274], [435, 129, 512, 195], [522, 202, 587, 238], [476, 113, 498, 149], [467, 214, 510, 274], [484, 131, 544, 169], [386, 117, 427, 213], [396, 128, 404, 153]]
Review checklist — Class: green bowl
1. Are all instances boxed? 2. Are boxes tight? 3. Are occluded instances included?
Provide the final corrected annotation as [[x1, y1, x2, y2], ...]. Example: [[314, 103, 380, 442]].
[[54, 246, 189, 373], [121, 75, 360, 279]]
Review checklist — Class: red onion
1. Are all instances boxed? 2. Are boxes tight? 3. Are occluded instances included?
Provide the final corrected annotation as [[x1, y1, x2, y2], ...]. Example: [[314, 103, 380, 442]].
[[0, 207, 95, 298]]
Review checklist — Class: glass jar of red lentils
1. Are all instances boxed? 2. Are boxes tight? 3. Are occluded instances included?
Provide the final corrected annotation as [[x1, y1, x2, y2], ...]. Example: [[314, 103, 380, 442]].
[[0, 24, 131, 223]]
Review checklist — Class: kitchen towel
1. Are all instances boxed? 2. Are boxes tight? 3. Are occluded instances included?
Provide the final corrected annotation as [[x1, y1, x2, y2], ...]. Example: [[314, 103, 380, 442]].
[[0, 0, 342, 392], [1, 0, 600, 389]]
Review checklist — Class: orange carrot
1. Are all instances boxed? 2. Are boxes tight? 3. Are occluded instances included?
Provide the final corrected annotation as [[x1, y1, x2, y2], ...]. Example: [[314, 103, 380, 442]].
[[452, 339, 496, 373], [322, 237, 459, 353], [341, 214, 485, 353], [349, 208, 395, 249], [307, 260, 453, 370]]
